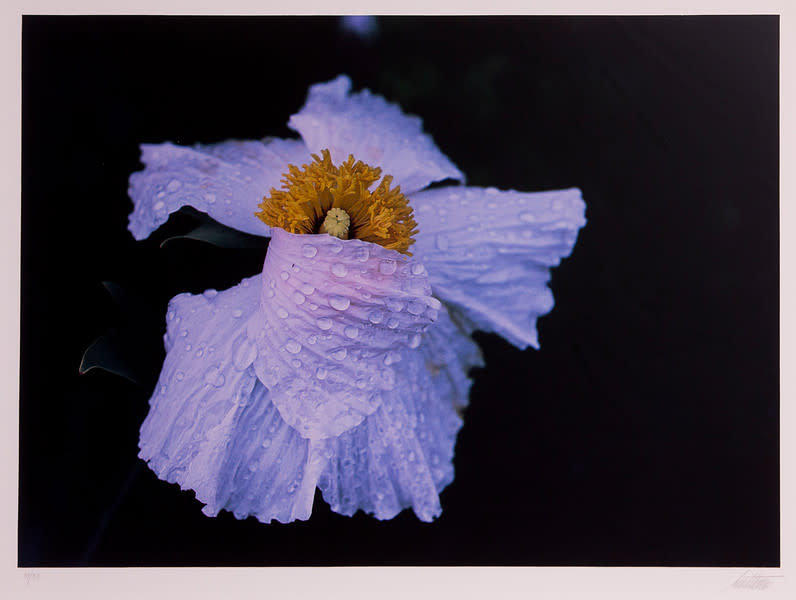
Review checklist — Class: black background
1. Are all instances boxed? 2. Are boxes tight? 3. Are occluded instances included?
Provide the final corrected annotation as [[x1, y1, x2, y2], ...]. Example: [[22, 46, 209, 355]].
[[20, 16, 779, 566]]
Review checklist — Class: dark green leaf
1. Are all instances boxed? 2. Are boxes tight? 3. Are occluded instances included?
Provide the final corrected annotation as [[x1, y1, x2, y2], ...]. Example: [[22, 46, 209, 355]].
[[78, 331, 146, 386], [160, 222, 267, 249]]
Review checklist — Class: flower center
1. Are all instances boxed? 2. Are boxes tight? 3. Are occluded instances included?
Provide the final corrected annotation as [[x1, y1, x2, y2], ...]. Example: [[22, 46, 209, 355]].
[[255, 149, 418, 255], [319, 207, 350, 239]]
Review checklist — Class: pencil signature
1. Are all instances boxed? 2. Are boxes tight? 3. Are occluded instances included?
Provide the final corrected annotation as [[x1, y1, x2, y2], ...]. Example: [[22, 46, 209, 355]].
[[731, 569, 782, 591]]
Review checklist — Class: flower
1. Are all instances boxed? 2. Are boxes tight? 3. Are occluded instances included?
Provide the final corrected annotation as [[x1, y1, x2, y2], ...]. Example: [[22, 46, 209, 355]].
[[128, 75, 586, 524]]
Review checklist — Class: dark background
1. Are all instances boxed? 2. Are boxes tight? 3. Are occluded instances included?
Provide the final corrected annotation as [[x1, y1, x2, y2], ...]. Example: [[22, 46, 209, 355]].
[[20, 16, 779, 566]]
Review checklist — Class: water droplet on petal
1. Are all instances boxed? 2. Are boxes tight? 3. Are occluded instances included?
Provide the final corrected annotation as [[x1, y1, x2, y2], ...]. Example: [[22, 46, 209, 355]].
[[331, 348, 347, 360], [176, 371, 185, 381], [387, 318, 399, 329], [379, 259, 397, 275], [316, 317, 333, 330], [307, 335, 317, 344], [368, 309, 384, 324], [280, 271, 290, 281], [356, 247, 370, 262], [203, 289, 218, 299], [355, 378, 367, 389], [276, 307, 289, 319], [285, 339, 302, 354], [315, 367, 328, 380], [408, 333, 422, 348], [387, 299, 404, 312], [331, 263, 348, 277], [411, 263, 425, 275], [262, 439, 272, 449], [407, 301, 425, 315], [167, 179, 182, 192], [344, 326, 359, 339], [329, 295, 350, 311], [195, 348, 204, 358], [519, 212, 537, 223], [290, 359, 302, 368], [204, 193, 216, 203], [231, 309, 243, 318], [301, 283, 315, 295], [302, 244, 318, 258], [435, 234, 449, 251], [330, 243, 343, 254], [232, 338, 257, 370], [265, 287, 275, 298], [383, 351, 402, 365], [203, 366, 225, 387], [292, 291, 306, 305], [167, 310, 176, 321]]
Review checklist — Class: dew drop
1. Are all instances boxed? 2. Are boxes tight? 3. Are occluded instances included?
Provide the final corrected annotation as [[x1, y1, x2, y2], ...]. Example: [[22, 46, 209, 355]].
[[315, 367, 328, 380], [292, 291, 306, 305], [232, 338, 257, 370], [435, 234, 449, 251], [195, 348, 204, 358], [344, 326, 359, 339], [379, 259, 397, 275], [153, 200, 165, 211], [285, 339, 302, 354], [300, 283, 315, 295], [276, 307, 289, 319], [176, 371, 185, 381], [231, 309, 243, 318], [329, 295, 350, 311], [331, 348, 347, 361], [330, 243, 343, 254], [383, 351, 402, 365], [316, 317, 333, 330], [355, 379, 367, 389], [302, 244, 318, 258], [331, 263, 348, 277], [261, 439, 272, 449], [280, 271, 290, 281], [204, 192, 216, 203], [308, 303, 318, 311], [265, 287, 275, 298], [290, 359, 302, 368], [519, 212, 537, 223], [368, 309, 384, 324], [307, 335, 317, 345], [203, 289, 218, 299], [411, 263, 425, 275], [356, 247, 370, 262], [167, 310, 176, 321], [387, 299, 404, 313], [387, 318, 399, 329], [180, 329, 188, 338], [203, 366, 225, 387], [408, 333, 422, 349], [167, 179, 182, 192], [407, 300, 425, 315]]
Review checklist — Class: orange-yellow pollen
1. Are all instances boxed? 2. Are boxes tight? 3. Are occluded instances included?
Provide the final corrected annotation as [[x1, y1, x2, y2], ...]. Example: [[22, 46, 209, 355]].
[[255, 149, 418, 255]]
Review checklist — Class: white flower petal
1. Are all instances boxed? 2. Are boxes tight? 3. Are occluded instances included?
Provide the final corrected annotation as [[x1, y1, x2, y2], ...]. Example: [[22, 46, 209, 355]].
[[410, 186, 587, 349], [248, 228, 440, 441], [288, 75, 465, 195], [138, 274, 329, 523], [317, 305, 480, 522], [128, 137, 310, 240]]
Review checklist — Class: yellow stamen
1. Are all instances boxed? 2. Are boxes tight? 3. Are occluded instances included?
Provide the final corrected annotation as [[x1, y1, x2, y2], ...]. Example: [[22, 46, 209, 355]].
[[255, 149, 417, 255]]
